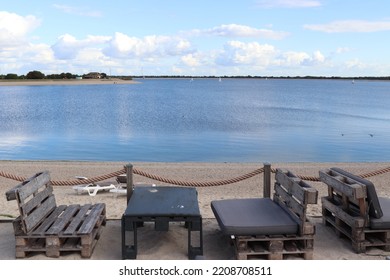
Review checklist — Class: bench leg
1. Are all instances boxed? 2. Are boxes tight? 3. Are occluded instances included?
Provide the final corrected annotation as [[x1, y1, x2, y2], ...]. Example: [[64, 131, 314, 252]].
[[81, 235, 93, 258], [46, 236, 60, 258]]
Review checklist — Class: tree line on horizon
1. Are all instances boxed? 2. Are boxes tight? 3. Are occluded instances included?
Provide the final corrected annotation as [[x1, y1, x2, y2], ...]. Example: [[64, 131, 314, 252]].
[[1, 71, 389, 81], [0, 70, 110, 80]]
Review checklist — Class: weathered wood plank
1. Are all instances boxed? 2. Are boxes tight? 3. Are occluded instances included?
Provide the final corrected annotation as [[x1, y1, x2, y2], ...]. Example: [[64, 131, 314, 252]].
[[22, 195, 56, 233], [19, 185, 54, 216], [319, 169, 366, 199], [77, 203, 105, 234], [32, 205, 67, 235], [46, 205, 80, 235], [274, 183, 305, 219], [322, 197, 366, 228], [275, 169, 317, 204], [16, 172, 51, 203], [63, 204, 92, 235], [6, 172, 46, 201], [234, 234, 314, 260]]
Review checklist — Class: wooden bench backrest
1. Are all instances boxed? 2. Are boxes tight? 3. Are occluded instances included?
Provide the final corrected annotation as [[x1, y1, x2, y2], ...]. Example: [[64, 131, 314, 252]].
[[273, 169, 318, 235], [5, 171, 57, 233], [319, 169, 367, 217]]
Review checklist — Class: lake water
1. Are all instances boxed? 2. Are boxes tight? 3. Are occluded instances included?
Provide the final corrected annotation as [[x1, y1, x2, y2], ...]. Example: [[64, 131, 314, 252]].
[[0, 78, 389, 162]]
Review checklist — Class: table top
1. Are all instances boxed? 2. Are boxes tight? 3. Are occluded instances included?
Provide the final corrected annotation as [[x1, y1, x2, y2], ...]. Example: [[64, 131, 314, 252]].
[[124, 186, 201, 217]]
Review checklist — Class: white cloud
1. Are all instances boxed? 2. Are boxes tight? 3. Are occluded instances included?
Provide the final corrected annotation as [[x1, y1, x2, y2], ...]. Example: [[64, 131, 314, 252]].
[[0, 11, 41, 46], [277, 50, 325, 66], [103, 32, 192, 59], [277, 51, 311, 66], [216, 41, 277, 66], [53, 4, 102, 17], [304, 20, 390, 33], [51, 34, 110, 59], [188, 24, 289, 39], [255, 0, 322, 8], [313, 50, 325, 63], [181, 53, 201, 67]]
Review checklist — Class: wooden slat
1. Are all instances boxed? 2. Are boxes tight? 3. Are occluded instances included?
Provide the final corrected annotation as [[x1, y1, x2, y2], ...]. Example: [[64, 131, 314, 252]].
[[46, 205, 80, 235], [22, 195, 56, 233], [275, 169, 317, 204], [32, 205, 67, 235], [77, 203, 105, 234], [319, 170, 366, 199], [6, 172, 46, 201], [322, 197, 365, 228], [274, 183, 305, 219], [274, 194, 303, 228], [16, 172, 51, 203], [19, 185, 54, 216], [63, 204, 92, 235]]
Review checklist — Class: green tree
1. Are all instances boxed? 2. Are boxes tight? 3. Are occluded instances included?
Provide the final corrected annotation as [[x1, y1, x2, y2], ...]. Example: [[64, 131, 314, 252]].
[[5, 73, 19, 79], [26, 70, 45, 79]]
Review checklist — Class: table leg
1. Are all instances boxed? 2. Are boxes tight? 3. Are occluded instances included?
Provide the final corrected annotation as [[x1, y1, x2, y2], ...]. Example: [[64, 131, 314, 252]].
[[188, 217, 203, 259], [122, 217, 138, 259]]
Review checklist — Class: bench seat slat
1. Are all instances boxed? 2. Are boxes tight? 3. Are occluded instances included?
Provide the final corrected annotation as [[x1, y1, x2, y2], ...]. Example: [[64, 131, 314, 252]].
[[46, 205, 81, 235], [77, 203, 105, 235], [32, 205, 67, 235], [63, 204, 93, 235]]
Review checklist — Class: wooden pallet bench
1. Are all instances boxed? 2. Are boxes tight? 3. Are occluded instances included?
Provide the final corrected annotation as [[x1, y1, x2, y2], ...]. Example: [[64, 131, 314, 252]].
[[234, 234, 314, 260], [6, 171, 106, 258], [211, 169, 318, 260], [319, 168, 390, 253]]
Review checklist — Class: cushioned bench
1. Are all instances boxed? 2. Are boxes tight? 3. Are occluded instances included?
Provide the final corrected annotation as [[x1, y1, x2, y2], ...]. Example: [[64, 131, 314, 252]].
[[211, 198, 298, 236], [211, 168, 318, 260]]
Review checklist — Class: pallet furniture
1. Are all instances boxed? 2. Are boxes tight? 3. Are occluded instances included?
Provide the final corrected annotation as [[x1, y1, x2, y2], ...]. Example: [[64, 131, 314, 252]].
[[211, 168, 318, 260], [122, 186, 203, 259], [5, 171, 106, 258], [319, 168, 390, 253]]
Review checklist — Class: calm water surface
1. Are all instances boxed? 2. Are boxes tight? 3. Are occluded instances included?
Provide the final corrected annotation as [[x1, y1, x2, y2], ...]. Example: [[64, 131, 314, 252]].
[[0, 78, 389, 162]]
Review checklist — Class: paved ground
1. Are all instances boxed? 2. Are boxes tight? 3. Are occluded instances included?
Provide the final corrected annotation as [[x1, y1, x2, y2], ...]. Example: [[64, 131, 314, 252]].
[[0, 217, 389, 260]]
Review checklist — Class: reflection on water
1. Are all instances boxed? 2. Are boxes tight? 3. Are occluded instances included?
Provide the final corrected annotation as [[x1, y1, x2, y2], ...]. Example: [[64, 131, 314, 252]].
[[0, 79, 389, 162]]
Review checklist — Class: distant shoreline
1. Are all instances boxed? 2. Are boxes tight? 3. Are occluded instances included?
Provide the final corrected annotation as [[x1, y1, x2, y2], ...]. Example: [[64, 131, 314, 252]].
[[0, 78, 139, 86]]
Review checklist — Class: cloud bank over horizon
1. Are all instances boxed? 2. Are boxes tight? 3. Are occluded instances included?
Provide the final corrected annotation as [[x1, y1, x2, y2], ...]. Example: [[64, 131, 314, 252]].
[[0, 1, 389, 77]]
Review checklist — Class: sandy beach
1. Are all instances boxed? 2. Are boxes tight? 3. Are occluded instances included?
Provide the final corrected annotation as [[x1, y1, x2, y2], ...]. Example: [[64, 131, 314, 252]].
[[1, 160, 390, 260], [0, 78, 138, 86]]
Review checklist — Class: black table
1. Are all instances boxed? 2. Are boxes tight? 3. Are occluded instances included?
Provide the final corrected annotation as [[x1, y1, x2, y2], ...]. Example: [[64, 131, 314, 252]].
[[121, 186, 203, 259]]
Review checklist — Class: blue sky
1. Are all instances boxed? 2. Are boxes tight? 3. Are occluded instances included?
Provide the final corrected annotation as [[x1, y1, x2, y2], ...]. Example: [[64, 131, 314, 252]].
[[1, 0, 390, 76]]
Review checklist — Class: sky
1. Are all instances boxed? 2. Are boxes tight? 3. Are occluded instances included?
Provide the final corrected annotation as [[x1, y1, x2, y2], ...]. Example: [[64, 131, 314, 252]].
[[1, 0, 390, 77]]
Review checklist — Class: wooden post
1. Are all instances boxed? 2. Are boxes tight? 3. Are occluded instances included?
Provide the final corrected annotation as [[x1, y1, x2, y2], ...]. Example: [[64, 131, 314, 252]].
[[126, 163, 134, 203], [263, 162, 271, 198]]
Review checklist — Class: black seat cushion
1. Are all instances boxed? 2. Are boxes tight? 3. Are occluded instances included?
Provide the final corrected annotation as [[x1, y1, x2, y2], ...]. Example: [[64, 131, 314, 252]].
[[331, 167, 383, 218], [211, 198, 298, 236], [370, 197, 390, 230]]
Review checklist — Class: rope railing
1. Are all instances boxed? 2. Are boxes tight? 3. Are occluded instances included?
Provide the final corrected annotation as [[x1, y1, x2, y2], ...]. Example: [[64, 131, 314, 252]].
[[132, 167, 264, 187], [1, 165, 390, 187]]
